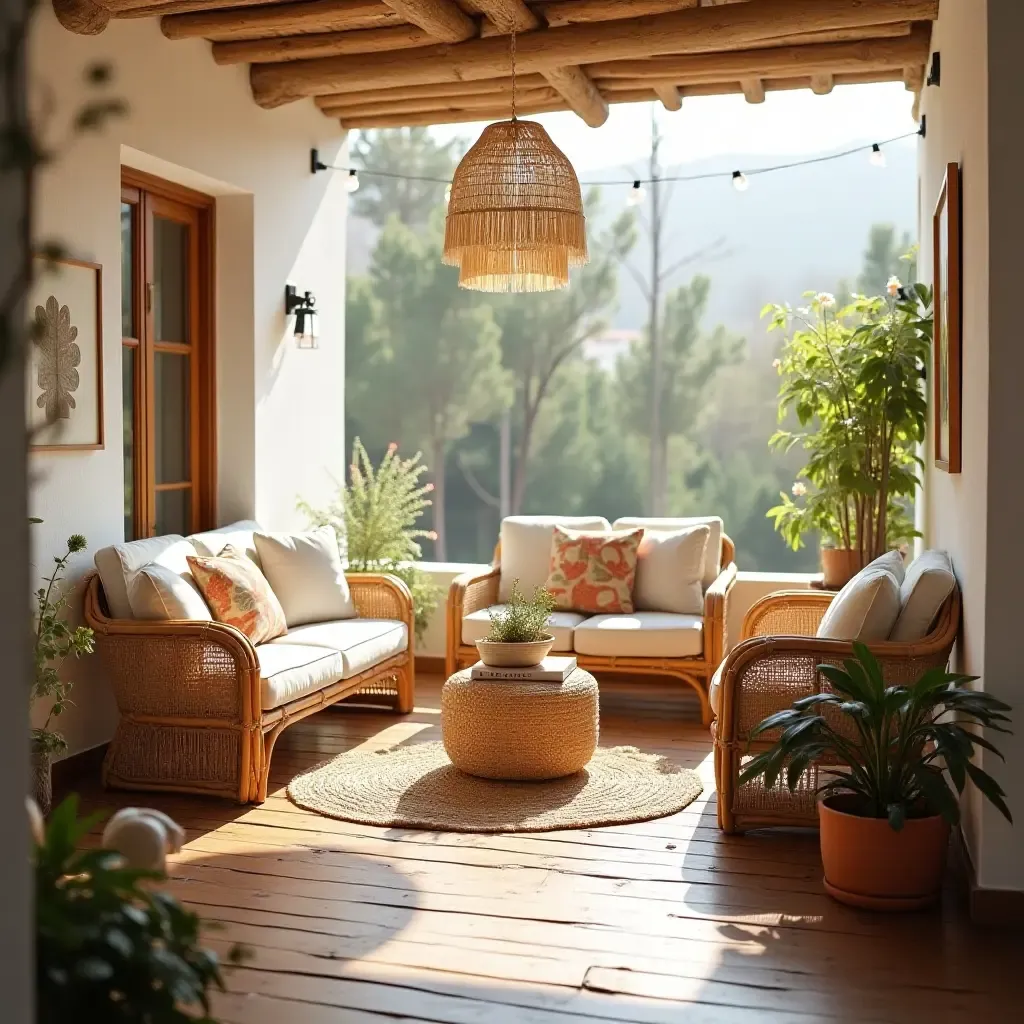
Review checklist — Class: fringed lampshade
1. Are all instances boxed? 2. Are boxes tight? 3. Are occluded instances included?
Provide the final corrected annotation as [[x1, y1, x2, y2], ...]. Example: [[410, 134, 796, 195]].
[[442, 119, 588, 293]]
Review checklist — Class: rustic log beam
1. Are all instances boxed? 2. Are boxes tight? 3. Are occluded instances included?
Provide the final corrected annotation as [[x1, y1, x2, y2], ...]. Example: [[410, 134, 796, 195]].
[[52, 0, 110, 33], [99, 0, 281, 10], [540, 65, 608, 126], [809, 72, 834, 94], [162, 0, 401, 42], [314, 74, 539, 107], [469, 0, 537, 33], [322, 85, 557, 118], [212, 23, 432, 63], [752, 21, 912, 48], [536, 0, 699, 30], [653, 83, 682, 110], [740, 77, 765, 103], [378, 0, 475, 42], [250, 0, 939, 108], [902, 64, 924, 90], [338, 98, 570, 127]]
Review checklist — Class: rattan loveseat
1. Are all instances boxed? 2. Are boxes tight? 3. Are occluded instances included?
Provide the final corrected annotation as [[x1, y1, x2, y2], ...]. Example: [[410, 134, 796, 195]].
[[447, 515, 737, 724], [712, 586, 961, 833], [84, 529, 414, 804]]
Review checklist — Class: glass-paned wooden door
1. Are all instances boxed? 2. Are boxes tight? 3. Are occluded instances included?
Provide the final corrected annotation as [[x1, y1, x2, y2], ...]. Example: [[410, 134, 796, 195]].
[[121, 172, 214, 541]]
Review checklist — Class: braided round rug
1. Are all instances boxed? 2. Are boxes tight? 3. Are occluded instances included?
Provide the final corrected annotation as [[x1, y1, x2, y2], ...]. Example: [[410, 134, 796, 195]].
[[287, 742, 703, 833]]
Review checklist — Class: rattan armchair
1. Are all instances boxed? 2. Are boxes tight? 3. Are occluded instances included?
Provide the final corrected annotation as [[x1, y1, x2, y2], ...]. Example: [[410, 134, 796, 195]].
[[712, 587, 961, 833], [446, 536, 737, 725], [84, 572, 415, 804]]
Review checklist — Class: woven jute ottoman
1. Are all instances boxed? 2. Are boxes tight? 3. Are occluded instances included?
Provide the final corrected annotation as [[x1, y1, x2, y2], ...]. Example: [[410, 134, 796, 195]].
[[441, 667, 599, 781]]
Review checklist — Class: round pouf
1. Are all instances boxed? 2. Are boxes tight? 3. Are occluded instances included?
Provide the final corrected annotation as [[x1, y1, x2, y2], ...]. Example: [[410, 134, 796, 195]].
[[442, 667, 599, 780]]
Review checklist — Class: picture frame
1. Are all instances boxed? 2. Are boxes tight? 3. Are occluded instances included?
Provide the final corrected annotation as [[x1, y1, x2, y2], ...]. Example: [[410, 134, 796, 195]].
[[932, 162, 962, 474], [26, 255, 104, 452]]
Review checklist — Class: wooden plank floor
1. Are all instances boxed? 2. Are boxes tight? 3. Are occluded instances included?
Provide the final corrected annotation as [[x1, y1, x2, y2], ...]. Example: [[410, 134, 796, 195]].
[[75, 675, 1021, 1023]]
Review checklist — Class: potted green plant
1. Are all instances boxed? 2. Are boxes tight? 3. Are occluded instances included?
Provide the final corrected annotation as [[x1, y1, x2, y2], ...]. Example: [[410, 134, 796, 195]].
[[477, 579, 556, 667], [764, 281, 932, 587], [35, 795, 248, 1022], [300, 438, 442, 641], [32, 530, 95, 814], [739, 644, 1012, 910]]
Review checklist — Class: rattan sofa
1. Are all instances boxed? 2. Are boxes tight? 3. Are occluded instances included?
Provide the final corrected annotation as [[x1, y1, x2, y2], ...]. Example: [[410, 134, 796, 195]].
[[447, 516, 737, 725], [84, 528, 414, 804], [712, 586, 961, 833]]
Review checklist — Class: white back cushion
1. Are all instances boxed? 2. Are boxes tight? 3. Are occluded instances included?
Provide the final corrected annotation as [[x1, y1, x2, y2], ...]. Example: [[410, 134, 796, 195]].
[[890, 550, 956, 642], [254, 527, 356, 627], [817, 551, 904, 641], [614, 516, 724, 588], [632, 525, 710, 616], [94, 535, 195, 619], [188, 520, 263, 565], [128, 563, 212, 621], [498, 516, 611, 602]]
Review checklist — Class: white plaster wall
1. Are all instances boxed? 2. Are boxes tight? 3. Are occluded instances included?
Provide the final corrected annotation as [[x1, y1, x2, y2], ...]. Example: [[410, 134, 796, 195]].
[[29, 10, 348, 756], [920, 0, 1023, 892]]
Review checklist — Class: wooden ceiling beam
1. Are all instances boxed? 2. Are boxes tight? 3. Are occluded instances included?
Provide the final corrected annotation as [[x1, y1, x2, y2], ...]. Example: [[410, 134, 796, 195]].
[[810, 72, 834, 94], [652, 83, 682, 111], [314, 74, 541, 106], [536, 0, 699, 30], [740, 77, 765, 103], [212, 23, 432, 62], [249, 0, 939, 108], [378, 0, 474, 41], [161, 0, 401, 42], [469, 0, 536, 33], [98, 0, 281, 13], [322, 85, 558, 118], [338, 98, 570, 127]]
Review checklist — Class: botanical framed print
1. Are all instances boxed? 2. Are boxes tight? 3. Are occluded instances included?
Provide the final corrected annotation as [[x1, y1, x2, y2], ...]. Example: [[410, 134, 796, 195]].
[[932, 162, 962, 473], [27, 255, 104, 451]]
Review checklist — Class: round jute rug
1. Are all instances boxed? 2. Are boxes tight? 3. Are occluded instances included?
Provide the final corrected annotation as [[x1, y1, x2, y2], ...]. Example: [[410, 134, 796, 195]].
[[287, 742, 703, 833]]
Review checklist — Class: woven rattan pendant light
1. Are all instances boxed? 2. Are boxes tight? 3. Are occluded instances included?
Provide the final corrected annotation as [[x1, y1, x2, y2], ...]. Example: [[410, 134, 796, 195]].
[[442, 31, 587, 292]]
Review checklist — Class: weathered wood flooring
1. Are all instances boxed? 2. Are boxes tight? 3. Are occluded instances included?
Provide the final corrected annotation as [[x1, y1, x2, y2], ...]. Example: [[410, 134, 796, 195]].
[[77, 675, 1021, 1023]]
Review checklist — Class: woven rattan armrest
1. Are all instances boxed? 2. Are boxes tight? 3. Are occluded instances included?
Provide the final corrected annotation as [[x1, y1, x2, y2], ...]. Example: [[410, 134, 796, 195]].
[[741, 589, 834, 640], [346, 572, 414, 626], [450, 565, 500, 618], [703, 561, 738, 668]]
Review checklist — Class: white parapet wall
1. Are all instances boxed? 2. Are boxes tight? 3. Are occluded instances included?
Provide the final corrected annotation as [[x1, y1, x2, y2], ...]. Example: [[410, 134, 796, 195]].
[[415, 563, 818, 660]]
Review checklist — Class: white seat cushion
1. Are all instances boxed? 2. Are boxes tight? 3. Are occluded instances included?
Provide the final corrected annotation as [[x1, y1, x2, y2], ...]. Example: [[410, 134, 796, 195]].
[[254, 527, 356, 627], [890, 550, 956, 642], [709, 662, 725, 717], [255, 643, 344, 710], [128, 562, 212, 621], [188, 520, 263, 565], [613, 517, 724, 589], [497, 515, 611, 602], [632, 525, 710, 615], [272, 619, 408, 679], [573, 612, 704, 659], [461, 605, 584, 652], [94, 535, 198, 620], [816, 551, 904, 641]]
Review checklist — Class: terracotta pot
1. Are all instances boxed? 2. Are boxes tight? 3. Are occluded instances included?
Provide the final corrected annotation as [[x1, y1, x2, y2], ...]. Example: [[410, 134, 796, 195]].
[[818, 795, 951, 911], [475, 635, 555, 668], [820, 547, 867, 589], [31, 749, 53, 817]]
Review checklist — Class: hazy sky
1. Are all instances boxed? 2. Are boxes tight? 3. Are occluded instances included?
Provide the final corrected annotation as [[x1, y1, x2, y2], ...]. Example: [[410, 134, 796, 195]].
[[430, 82, 919, 174]]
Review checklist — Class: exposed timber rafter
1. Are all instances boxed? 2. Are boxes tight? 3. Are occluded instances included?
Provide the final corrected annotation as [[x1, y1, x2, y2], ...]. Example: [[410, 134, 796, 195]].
[[652, 83, 682, 111]]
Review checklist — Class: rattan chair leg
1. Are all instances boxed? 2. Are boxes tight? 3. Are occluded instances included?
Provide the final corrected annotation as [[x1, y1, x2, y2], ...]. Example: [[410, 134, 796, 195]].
[[396, 663, 415, 713]]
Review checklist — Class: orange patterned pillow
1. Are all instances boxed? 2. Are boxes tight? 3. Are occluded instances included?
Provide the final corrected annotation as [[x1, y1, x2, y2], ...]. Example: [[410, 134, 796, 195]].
[[544, 526, 644, 614], [186, 545, 287, 643]]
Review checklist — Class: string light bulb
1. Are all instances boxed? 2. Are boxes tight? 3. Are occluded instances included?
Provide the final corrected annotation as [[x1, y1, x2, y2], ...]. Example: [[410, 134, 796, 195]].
[[444, 184, 452, 206], [732, 170, 749, 192], [346, 169, 360, 193], [626, 180, 646, 207], [869, 143, 887, 168]]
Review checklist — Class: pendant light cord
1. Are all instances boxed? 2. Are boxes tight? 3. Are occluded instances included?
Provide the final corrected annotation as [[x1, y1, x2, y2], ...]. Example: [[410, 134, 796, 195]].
[[510, 27, 517, 122]]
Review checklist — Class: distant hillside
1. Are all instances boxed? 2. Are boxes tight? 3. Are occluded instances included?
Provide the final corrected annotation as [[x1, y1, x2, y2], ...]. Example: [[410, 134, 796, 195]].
[[346, 138, 918, 351]]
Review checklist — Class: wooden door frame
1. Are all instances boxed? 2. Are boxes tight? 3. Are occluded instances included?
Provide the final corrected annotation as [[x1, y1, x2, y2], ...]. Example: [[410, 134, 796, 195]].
[[121, 167, 217, 538]]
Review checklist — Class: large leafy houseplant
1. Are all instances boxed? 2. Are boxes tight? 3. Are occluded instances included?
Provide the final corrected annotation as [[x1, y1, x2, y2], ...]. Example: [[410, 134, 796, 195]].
[[35, 795, 247, 1023], [764, 282, 932, 567], [300, 438, 441, 639]]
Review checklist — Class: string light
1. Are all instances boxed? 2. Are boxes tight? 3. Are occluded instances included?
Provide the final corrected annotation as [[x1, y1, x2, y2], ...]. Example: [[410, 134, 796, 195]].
[[732, 170, 749, 192], [346, 169, 360, 193], [626, 180, 646, 207], [869, 143, 887, 168], [444, 184, 452, 205]]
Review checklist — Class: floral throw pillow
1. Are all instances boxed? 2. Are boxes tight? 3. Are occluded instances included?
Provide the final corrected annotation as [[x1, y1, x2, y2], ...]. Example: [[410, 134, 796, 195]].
[[544, 526, 644, 614], [186, 545, 287, 644]]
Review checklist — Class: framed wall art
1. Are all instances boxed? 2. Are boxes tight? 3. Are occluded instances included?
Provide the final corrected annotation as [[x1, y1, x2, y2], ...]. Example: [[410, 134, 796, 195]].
[[932, 162, 962, 474], [26, 255, 104, 452]]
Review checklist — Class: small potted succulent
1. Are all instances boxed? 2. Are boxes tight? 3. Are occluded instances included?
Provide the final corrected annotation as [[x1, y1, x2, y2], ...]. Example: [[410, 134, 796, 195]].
[[739, 644, 1012, 911], [476, 579, 556, 668]]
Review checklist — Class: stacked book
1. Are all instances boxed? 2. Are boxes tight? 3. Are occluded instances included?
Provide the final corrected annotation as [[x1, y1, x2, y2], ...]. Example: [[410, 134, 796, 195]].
[[470, 656, 577, 683]]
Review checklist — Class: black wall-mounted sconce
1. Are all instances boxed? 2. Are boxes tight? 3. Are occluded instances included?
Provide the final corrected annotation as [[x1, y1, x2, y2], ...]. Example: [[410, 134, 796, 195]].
[[311, 148, 360, 192], [285, 283, 319, 349], [927, 51, 941, 88]]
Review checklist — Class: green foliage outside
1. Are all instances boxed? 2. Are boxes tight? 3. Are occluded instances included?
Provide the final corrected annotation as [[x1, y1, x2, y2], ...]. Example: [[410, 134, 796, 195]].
[[32, 527, 94, 758], [485, 580, 557, 644], [739, 644, 1013, 831], [765, 284, 932, 559], [35, 795, 247, 1023], [299, 439, 441, 640]]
